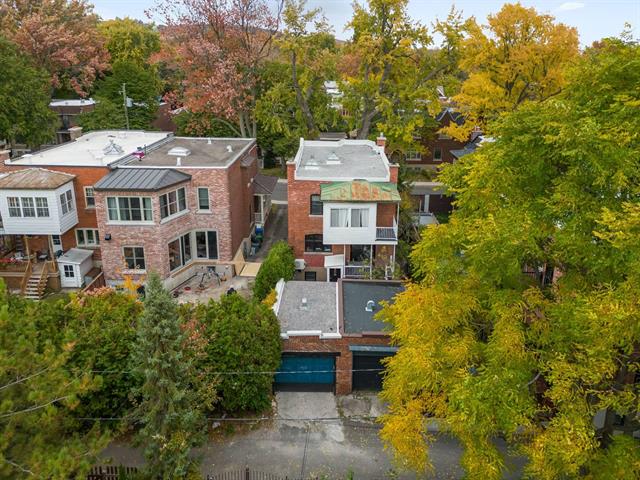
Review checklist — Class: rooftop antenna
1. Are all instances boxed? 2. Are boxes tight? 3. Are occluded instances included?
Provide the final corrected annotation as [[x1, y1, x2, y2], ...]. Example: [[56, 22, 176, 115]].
[[120, 83, 130, 130]]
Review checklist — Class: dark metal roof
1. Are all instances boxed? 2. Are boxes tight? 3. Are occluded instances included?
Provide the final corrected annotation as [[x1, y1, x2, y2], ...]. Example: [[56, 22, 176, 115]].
[[94, 168, 191, 192], [254, 174, 278, 195], [341, 280, 404, 333]]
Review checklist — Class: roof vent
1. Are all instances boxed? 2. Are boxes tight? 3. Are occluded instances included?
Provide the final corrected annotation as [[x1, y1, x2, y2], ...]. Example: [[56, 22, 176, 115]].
[[103, 139, 124, 155], [328, 152, 339, 161], [226, 145, 233, 153], [365, 300, 376, 312], [168, 146, 191, 157], [207, 138, 212, 145], [301, 297, 308, 310]]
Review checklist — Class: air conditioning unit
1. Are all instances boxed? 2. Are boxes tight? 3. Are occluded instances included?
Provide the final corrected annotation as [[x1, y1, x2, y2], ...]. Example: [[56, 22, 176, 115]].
[[294, 259, 306, 271]]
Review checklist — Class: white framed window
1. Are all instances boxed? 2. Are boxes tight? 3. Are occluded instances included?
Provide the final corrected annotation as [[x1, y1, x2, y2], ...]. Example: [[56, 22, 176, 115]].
[[35, 197, 49, 217], [168, 232, 192, 271], [7, 197, 21, 217], [404, 150, 422, 161], [195, 230, 218, 259], [84, 186, 95, 208], [330, 208, 349, 227], [160, 187, 187, 219], [60, 190, 74, 215], [107, 197, 153, 222], [350, 208, 369, 227], [63, 265, 75, 278], [20, 198, 36, 217], [197, 187, 210, 211], [123, 246, 145, 270], [76, 228, 100, 247]]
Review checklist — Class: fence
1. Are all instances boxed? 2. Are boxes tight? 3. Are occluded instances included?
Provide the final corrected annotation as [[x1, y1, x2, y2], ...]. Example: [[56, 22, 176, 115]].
[[87, 465, 138, 480], [207, 468, 317, 480], [83, 271, 106, 292]]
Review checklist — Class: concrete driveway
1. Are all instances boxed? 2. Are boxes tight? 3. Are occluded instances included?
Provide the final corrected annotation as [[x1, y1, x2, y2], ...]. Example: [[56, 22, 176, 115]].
[[272, 179, 288, 204]]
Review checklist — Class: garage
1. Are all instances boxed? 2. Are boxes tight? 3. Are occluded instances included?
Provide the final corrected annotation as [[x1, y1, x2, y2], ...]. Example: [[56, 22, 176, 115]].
[[274, 354, 336, 392], [351, 346, 398, 391]]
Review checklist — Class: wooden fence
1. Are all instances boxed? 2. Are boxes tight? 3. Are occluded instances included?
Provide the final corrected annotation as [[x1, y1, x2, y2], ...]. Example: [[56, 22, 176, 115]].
[[83, 271, 106, 293]]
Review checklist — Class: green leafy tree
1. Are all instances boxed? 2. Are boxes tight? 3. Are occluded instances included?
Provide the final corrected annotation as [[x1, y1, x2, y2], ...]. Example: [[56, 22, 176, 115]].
[[98, 18, 161, 66], [379, 38, 640, 479], [201, 294, 281, 412], [253, 241, 295, 301], [0, 36, 57, 147], [0, 283, 108, 479], [131, 274, 204, 478]]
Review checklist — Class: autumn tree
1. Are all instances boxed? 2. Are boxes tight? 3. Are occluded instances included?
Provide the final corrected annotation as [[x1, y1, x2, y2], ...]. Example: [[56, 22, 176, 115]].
[[0, 36, 58, 147], [340, 0, 463, 148], [98, 17, 161, 66], [0, 0, 109, 96], [378, 38, 640, 479], [444, 3, 579, 139], [152, 0, 284, 138]]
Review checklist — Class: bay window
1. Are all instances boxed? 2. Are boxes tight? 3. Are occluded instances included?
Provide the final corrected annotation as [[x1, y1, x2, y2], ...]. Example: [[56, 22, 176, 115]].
[[160, 187, 187, 219], [107, 196, 153, 222]]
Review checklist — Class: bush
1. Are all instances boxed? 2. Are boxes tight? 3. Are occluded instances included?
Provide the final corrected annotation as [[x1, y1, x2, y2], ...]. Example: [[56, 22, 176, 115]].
[[253, 240, 295, 300], [201, 294, 281, 412]]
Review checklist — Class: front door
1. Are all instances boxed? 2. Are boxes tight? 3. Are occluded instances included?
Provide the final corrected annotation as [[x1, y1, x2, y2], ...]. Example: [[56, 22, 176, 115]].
[[51, 235, 63, 254], [329, 267, 342, 282]]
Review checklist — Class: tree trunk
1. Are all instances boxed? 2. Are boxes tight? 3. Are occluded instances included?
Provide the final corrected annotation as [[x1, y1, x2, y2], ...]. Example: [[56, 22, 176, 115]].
[[291, 51, 317, 137]]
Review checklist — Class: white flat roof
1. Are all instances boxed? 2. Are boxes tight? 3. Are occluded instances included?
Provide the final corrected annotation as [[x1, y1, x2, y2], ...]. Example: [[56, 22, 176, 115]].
[[49, 98, 96, 107], [292, 138, 391, 181], [57, 248, 93, 265], [8, 131, 172, 167]]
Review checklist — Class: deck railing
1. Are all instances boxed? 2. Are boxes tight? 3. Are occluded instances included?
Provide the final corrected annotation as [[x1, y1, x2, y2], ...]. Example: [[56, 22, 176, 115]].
[[19, 260, 32, 295]]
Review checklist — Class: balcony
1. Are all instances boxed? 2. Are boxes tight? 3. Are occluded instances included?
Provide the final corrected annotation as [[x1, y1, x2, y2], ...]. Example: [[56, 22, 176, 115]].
[[344, 264, 371, 278]]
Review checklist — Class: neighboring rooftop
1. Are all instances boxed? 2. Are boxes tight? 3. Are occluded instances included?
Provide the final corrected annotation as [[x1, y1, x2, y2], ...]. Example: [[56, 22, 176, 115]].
[[293, 138, 391, 181], [0, 168, 75, 190], [57, 248, 93, 265], [341, 280, 404, 334], [8, 131, 172, 167], [411, 181, 447, 196], [94, 168, 191, 192], [254, 174, 278, 195], [274, 280, 339, 338], [49, 98, 96, 108], [123, 137, 255, 169], [321, 180, 400, 203], [451, 135, 492, 160]]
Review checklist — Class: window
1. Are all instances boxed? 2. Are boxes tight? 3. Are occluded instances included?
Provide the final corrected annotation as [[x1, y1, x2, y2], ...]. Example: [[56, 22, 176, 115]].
[[52, 235, 62, 247], [160, 187, 187, 219], [35, 197, 49, 217], [8, 197, 21, 217], [304, 271, 317, 281], [433, 147, 442, 161], [20, 198, 35, 217], [168, 233, 192, 271], [84, 186, 95, 208], [123, 247, 145, 270], [310, 194, 323, 215], [330, 208, 349, 227], [305, 234, 331, 253], [197, 187, 210, 210], [404, 150, 422, 161], [107, 197, 153, 222], [195, 231, 218, 259], [60, 190, 74, 215], [63, 265, 75, 278], [350, 208, 369, 227], [76, 228, 100, 247]]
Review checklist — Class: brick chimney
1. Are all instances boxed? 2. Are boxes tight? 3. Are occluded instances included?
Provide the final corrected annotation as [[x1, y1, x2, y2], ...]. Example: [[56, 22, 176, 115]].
[[68, 126, 83, 141], [376, 133, 386, 148], [0, 150, 10, 163]]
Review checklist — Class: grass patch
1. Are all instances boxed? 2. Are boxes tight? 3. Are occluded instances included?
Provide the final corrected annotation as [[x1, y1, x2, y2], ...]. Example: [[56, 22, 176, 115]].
[[260, 166, 286, 179], [42, 291, 71, 304]]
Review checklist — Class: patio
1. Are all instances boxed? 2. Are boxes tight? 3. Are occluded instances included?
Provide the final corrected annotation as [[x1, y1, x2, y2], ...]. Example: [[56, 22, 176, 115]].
[[173, 273, 252, 304]]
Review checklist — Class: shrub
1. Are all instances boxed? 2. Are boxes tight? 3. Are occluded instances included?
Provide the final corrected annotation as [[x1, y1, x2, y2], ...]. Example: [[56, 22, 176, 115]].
[[201, 293, 281, 412], [252, 240, 295, 300]]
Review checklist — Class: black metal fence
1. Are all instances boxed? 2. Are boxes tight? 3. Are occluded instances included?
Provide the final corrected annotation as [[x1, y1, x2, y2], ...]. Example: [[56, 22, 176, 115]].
[[207, 468, 317, 480], [87, 465, 139, 480]]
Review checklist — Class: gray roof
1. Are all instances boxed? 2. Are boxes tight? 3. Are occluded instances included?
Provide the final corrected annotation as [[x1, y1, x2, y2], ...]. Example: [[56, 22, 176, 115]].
[[254, 174, 278, 195], [57, 248, 93, 265], [341, 280, 404, 334], [411, 181, 447, 196], [276, 281, 338, 336], [94, 168, 191, 191]]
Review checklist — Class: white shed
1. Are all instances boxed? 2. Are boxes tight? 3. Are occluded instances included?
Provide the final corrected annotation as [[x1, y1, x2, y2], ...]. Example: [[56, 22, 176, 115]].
[[57, 248, 93, 288]]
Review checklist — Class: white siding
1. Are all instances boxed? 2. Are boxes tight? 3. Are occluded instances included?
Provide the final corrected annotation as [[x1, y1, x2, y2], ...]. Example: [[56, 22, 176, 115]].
[[0, 184, 78, 235], [322, 202, 377, 245]]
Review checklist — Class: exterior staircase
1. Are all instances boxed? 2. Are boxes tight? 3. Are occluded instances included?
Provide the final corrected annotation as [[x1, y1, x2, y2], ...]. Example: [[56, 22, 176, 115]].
[[21, 262, 49, 300]]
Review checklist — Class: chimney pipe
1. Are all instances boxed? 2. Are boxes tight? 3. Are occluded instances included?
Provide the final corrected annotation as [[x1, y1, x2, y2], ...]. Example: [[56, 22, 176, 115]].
[[226, 145, 233, 153], [376, 133, 386, 149], [176, 156, 182, 166]]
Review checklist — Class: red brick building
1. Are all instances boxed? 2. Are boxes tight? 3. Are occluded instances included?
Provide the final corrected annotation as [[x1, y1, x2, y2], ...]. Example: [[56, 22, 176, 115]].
[[287, 137, 400, 282]]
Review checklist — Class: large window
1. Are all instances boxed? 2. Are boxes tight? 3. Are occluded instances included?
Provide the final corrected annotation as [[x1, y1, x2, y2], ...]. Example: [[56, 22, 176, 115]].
[[123, 246, 145, 270], [195, 231, 218, 259], [404, 150, 422, 161], [7, 196, 49, 217], [76, 228, 100, 247], [107, 197, 153, 222], [330, 208, 349, 227], [310, 194, 323, 215], [160, 187, 187, 219], [330, 207, 369, 228], [60, 190, 74, 215], [84, 186, 95, 208], [350, 208, 369, 227], [197, 187, 210, 211], [305, 234, 331, 253], [168, 233, 192, 271]]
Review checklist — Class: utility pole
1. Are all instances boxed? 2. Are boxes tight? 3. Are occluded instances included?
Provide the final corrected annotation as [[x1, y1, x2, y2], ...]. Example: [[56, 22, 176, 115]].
[[121, 83, 130, 130]]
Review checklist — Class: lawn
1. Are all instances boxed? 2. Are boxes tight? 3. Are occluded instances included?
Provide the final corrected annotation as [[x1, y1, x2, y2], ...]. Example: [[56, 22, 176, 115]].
[[260, 166, 286, 179]]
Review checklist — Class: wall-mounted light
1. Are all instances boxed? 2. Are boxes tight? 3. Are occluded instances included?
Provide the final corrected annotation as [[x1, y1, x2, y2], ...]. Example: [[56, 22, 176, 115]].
[[104, 233, 112, 241]]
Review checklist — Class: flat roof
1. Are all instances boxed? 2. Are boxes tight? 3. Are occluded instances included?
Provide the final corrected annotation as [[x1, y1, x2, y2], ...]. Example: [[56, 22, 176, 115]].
[[292, 138, 391, 181], [94, 168, 191, 192], [123, 137, 255, 169], [50, 98, 96, 107], [57, 248, 93, 265], [8, 131, 172, 167], [341, 280, 404, 334], [0, 168, 75, 190], [275, 281, 338, 336]]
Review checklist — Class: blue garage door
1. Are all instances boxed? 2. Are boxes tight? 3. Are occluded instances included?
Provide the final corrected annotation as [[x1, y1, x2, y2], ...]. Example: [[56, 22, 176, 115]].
[[274, 354, 336, 392]]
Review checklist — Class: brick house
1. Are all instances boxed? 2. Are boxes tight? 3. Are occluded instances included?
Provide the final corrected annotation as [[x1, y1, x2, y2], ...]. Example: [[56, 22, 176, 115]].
[[272, 278, 403, 394], [94, 136, 261, 290], [287, 137, 400, 282], [49, 99, 96, 144]]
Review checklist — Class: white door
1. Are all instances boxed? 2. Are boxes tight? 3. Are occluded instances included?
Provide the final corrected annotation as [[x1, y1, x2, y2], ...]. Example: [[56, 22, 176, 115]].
[[51, 235, 63, 254], [61, 264, 78, 288]]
